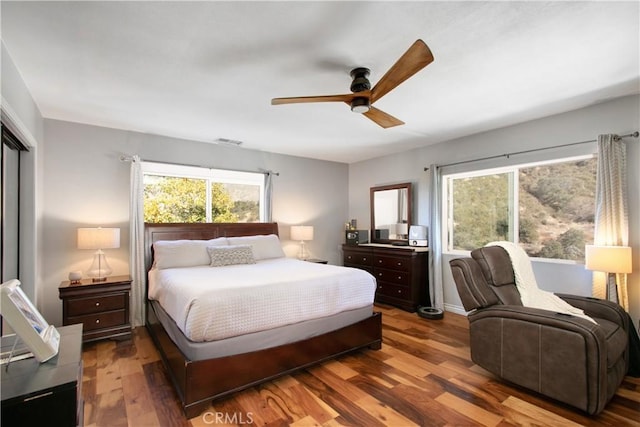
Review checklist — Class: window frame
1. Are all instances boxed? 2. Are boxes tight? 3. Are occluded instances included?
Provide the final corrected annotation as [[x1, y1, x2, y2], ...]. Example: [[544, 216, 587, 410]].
[[141, 162, 266, 223], [442, 154, 596, 263]]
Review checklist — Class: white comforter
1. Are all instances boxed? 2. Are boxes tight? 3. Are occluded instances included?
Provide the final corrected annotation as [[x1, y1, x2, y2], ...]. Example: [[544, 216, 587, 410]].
[[148, 258, 376, 342]]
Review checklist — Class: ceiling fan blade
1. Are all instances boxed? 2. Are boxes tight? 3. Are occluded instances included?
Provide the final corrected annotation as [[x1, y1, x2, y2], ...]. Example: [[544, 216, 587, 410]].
[[370, 39, 434, 104], [363, 107, 405, 128], [271, 93, 357, 105]]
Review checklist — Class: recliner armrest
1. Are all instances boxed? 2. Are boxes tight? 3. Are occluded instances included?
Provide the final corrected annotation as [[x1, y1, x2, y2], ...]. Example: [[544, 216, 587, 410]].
[[470, 305, 606, 340], [555, 293, 628, 330]]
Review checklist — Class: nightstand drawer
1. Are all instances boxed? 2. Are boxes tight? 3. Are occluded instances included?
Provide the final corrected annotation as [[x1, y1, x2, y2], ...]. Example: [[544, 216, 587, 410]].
[[67, 294, 126, 316], [69, 310, 127, 332]]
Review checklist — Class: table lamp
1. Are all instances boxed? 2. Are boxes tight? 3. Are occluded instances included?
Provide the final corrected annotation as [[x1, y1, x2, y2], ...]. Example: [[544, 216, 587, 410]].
[[77, 227, 120, 282], [291, 225, 314, 260], [585, 245, 632, 301]]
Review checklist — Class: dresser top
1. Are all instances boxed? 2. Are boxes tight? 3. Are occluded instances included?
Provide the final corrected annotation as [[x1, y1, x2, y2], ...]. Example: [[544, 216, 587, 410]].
[[347, 243, 429, 252]]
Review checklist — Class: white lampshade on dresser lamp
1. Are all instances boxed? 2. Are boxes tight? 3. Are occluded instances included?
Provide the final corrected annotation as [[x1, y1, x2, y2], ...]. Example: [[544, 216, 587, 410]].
[[77, 227, 120, 282], [291, 225, 314, 260], [585, 245, 632, 302]]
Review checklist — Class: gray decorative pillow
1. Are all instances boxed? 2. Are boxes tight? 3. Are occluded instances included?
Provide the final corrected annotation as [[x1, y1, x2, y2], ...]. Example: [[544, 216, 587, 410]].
[[207, 245, 256, 267]]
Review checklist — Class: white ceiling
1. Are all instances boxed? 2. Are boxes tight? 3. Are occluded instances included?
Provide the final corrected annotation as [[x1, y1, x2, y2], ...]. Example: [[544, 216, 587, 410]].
[[2, 1, 639, 163]]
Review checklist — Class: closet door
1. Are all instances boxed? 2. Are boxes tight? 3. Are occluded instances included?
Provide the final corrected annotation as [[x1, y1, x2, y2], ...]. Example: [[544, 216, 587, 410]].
[[1, 124, 28, 283]]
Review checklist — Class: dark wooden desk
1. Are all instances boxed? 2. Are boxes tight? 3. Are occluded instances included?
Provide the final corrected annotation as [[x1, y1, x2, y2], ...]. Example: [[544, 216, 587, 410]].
[[1, 324, 83, 427]]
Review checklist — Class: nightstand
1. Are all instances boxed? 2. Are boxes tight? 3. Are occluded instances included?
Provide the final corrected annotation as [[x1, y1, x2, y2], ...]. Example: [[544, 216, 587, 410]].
[[1, 324, 84, 427], [58, 275, 132, 343], [306, 258, 328, 264]]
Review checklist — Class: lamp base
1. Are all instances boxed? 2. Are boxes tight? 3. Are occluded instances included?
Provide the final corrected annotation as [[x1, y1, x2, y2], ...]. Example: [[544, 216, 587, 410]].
[[297, 241, 309, 261], [606, 272, 619, 303], [86, 250, 112, 282]]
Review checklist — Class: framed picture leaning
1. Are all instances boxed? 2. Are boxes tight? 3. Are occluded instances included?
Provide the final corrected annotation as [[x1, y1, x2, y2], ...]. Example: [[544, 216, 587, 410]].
[[0, 279, 60, 362]]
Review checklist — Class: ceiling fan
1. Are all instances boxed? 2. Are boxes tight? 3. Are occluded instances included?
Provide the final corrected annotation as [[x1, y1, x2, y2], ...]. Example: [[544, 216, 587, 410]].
[[271, 39, 434, 128]]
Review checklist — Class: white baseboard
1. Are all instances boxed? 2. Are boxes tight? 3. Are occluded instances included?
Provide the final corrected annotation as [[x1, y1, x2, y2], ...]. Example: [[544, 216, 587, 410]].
[[443, 303, 468, 316]]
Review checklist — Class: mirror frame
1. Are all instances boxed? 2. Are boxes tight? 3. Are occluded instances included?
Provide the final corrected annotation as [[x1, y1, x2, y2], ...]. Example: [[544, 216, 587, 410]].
[[370, 182, 412, 244]]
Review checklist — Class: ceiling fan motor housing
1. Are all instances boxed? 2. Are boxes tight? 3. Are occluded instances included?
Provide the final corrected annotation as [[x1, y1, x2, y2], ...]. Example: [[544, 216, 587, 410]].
[[350, 67, 371, 92]]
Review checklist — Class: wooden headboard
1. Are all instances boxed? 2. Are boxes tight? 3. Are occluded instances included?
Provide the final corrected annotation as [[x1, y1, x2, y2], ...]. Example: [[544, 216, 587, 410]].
[[144, 222, 279, 273]]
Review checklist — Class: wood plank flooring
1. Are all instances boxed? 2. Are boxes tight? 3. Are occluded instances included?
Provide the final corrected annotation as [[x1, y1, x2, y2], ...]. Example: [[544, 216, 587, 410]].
[[82, 305, 640, 426]]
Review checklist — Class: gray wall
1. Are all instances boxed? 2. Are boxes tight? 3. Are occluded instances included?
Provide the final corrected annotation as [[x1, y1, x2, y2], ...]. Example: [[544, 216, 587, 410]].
[[349, 94, 640, 329], [41, 120, 349, 325]]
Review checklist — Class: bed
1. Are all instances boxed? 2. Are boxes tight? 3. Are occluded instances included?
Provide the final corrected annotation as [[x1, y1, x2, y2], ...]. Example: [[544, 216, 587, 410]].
[[144, 222, 382, 418]]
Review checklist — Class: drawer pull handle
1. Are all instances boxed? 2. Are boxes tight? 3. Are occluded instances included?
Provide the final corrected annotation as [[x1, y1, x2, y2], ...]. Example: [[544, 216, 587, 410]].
[[378, 260, 382, 263], [397, 262, 402, 266], [363, 257, 367, 261], [23, 391, 53, 402], [95, 302, 100, 307], [95, 319, 100, 324], [398, 276, 402, 280], [378, 273, 383, 277], [398, 290, 402, 294], [348, 256, 352, 259]]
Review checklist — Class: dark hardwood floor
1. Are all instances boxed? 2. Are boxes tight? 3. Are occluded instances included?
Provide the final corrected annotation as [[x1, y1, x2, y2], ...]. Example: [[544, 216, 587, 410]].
[[81, 304, 640, 426]]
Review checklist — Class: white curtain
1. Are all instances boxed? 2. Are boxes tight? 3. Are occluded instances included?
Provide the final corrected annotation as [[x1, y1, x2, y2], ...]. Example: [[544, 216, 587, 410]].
[[264, 172, 273, 222], [129, 156, 146, 326], [593, 134, 629, 308], [428, 165, 444, 309]]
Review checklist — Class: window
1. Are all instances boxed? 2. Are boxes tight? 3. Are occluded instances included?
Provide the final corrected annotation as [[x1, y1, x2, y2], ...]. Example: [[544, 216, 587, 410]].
[[142, 162, 265, 223], [444, 155, 596, 261]]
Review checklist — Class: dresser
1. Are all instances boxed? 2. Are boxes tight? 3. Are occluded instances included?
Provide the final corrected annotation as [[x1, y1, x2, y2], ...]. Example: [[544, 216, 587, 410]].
[[59, 275, 132, 343], [1, 324, 84, 427], [343, 244, 429, 312]]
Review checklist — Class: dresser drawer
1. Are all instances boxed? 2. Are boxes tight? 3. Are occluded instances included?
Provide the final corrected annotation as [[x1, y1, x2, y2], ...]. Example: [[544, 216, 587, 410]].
[[68, 310, 127, 332], [67, 294, 126, 316], [373, 255, 411, 272], [373, 268, 410, 286], [344, 251, 373, 267], [376, 282, 410, 299]]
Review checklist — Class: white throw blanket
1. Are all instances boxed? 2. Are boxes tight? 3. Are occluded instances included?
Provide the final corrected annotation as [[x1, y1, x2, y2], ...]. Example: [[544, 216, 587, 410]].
[[486, 241, 596, 323]]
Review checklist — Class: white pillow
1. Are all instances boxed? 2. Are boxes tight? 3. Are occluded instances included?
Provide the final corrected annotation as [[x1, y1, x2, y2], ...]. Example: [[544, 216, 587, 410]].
[[227, 234, 285, 260], [153, 237, 228, 269], [207, 245, 256, 267]]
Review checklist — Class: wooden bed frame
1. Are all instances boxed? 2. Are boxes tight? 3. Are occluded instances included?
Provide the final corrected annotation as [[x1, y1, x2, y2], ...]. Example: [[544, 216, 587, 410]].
[[144, 222, 383, 418]]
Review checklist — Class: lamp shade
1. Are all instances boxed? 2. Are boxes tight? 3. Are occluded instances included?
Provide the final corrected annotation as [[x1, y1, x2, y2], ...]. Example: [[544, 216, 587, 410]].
[[585, 245, 632, 274], [77, 227, 120, 250], [291, 225, 314, 241]]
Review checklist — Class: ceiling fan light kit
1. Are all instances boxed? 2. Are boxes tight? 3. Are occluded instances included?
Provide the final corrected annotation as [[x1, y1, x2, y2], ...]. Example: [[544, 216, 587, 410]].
[[350, 97, 371, 113], [271, 39, 434, 128]]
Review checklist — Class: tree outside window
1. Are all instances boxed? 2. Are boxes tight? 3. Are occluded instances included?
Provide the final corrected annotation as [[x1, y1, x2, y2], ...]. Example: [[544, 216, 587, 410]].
[[445, 156, 596, 261], [142, 163, 264, 224]]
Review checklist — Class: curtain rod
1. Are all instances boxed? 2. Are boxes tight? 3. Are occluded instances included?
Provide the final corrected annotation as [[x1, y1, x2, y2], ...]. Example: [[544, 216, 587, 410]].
[[423, 131, 639, 171], [119, 155, 280, 176]]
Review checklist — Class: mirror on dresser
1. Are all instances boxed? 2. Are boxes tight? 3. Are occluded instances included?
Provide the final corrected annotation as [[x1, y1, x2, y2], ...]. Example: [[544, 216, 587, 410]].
[[370, 182, 412, 244]]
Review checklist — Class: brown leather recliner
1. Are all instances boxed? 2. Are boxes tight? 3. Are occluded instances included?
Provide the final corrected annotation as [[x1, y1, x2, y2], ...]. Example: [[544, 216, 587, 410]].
[[449, 245, 629, 415]]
